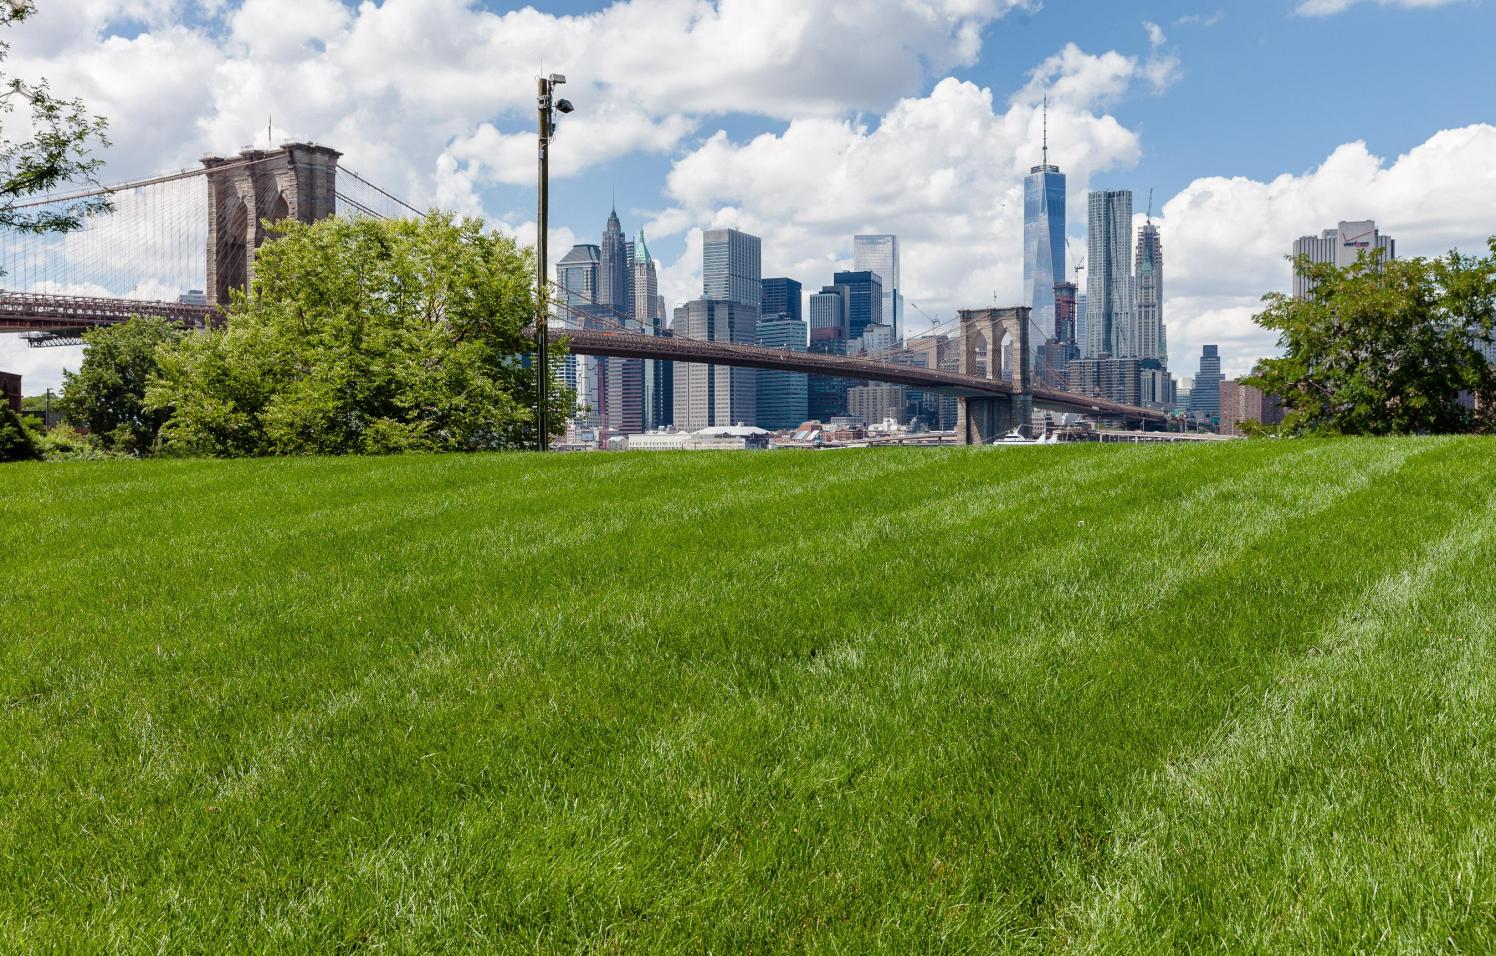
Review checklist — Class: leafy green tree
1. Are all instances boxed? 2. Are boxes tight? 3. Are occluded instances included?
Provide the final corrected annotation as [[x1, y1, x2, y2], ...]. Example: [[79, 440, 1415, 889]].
[[147, 213, 569, 457], [1247, 241, 1496, 435], [58, 317, 182, 453], [0, 403, 40, 461], [1, 0, 111, 242]]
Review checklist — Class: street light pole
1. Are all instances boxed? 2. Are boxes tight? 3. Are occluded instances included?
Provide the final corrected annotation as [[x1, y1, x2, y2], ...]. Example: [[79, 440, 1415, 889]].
[[534, 73, 575, 453], [535, 76, 551, 452]]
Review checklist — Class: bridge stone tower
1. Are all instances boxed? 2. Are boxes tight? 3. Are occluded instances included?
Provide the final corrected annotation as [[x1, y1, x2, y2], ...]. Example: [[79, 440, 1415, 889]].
[[956, 306, 1033, 445], [202, 142, 341, 306]]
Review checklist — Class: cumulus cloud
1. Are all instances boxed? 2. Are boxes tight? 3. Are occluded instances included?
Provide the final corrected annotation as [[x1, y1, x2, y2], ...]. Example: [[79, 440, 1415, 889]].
[[1013, 41, 1180, 108], [658, 75, 1142, 327], [1156, 124, 1496, 376]]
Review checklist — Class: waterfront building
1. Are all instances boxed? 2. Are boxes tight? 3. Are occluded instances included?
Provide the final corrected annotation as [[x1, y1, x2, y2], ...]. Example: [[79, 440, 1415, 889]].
[[672, 299, 759, 430], [1220, 379, 1284, 436], [853, 234, 901, 341], [848, 383, 909, 426], [756, 316, 809, 430]]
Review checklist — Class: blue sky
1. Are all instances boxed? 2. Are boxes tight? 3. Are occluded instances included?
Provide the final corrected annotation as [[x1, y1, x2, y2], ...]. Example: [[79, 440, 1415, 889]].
[[4, 0, 1495, 389]]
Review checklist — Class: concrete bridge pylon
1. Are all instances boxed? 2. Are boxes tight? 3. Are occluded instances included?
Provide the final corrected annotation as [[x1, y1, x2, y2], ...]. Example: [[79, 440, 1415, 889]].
[[202, 143, 341, 306], [955, 306, 1033, 445]]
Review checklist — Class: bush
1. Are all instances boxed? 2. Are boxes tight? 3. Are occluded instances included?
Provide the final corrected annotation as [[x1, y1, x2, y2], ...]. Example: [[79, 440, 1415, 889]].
[[0, 405, 42, 462]]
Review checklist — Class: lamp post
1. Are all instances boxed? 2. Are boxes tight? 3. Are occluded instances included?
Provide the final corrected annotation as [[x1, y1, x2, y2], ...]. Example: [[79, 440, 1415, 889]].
[[535, 73, 574, 451]]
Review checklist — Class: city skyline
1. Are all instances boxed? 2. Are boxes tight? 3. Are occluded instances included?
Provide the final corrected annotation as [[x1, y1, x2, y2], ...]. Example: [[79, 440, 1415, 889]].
[[4, 1, 1496, 394]]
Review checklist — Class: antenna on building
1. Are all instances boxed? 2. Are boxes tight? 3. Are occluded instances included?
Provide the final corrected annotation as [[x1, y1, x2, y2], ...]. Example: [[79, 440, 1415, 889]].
[[1042, 95, 1049, 167], [1146, 188, 1154, 224]]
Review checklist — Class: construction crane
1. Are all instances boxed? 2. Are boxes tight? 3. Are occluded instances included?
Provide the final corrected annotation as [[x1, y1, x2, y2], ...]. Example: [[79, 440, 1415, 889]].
[[1065, 237, 1086, 285]]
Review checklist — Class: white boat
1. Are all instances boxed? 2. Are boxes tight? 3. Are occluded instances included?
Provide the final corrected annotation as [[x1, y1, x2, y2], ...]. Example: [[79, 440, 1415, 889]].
[[991, 428, 1044, 446]]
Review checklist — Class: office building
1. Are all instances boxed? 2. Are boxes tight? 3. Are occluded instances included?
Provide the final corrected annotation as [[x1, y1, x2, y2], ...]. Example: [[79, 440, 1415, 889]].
[[556, 244, 603, 419], [808, 287, 851, 420], [1065, 356, 1171, 408], [1023, 138, 1066, 358], [856, 322, 895, 357], [756, 316, 809, 430], [831, 270, 883, 343], [905, 334, 959, 429], [177, 289, 207, 306], [1134, 218, 1166, 363], [848, 383, 909, 427], [1220, 379, 1284, 436], [703, 227, 762, 307], [1188, 344, 1223, 419], [599, 209, 631, 316], [1076, 292, 1087, 348], [1085, 190, 1135, 358], [853, 234, 901, 341], [672, 299, 759, 430], [808, 288, 847, 343], [632, 228, 668, 432], [762, 277, 803, 323], [1292, 220, 1396, 299]]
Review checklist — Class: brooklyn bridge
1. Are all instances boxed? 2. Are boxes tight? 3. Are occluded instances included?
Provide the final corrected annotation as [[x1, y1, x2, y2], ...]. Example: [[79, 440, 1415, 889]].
[[0, 142, 1168, 441]]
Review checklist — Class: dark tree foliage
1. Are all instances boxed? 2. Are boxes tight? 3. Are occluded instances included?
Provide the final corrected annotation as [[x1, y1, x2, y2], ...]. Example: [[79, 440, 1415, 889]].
[[1247, 241, 1496, 435], [0, 403, 40, 461], [147, 213, 570, 457], [0, 1, 111, 241], [59, 317, 182, 454]]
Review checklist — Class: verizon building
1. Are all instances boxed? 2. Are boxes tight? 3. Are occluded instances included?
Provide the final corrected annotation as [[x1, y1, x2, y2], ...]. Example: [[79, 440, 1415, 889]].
[[1292, 220, 1396, 299]]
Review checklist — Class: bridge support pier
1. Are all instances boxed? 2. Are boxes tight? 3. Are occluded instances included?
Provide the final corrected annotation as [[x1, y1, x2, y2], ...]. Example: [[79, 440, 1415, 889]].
[[202, 142, 341, 307], [955, 306, 1031, 446], [957, 394, 1034, 445]]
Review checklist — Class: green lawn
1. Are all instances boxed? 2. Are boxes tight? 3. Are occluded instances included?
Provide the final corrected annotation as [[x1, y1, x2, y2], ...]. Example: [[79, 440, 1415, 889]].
[[4, 439, 1496, 952]]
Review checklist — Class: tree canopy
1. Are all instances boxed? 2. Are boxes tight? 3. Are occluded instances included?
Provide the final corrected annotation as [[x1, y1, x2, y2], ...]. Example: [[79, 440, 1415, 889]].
[[1, 0, 111, 239], [59, 316, 181, 454], [1247, 241, 1496, 436], [146, 212, 568, 457]]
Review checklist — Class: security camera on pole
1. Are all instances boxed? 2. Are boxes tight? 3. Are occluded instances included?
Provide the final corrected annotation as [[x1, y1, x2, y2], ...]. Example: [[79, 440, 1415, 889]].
[[535, 73, 574, 451]]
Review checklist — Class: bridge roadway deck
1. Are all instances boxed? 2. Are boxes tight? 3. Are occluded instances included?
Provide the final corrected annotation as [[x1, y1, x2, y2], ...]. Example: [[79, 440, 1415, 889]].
[[558, 328, 1168, 424], [0, 291, 1168, 424]]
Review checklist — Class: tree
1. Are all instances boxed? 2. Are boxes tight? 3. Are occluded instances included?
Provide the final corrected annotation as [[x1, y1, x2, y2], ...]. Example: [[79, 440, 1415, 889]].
[[147, 213, 570, 457], [59, 317, 182, 453], [1246, 241, 1496, 435], [0, 403, 40, 461], [1, 1, 111, 241]]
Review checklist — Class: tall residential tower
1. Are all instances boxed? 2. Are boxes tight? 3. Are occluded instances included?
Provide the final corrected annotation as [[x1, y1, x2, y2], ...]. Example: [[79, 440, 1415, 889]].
[[1084, 189, 1135, 359]]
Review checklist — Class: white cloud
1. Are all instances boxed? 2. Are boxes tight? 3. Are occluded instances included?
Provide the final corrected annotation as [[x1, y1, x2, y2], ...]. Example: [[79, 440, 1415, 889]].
[[1295, 0, 1461, 15], [658, 74, 1142, 329], [1157, 124, 1496, 376], [1014, 42, 1181, 108], [1144, 20, 1167, 47]]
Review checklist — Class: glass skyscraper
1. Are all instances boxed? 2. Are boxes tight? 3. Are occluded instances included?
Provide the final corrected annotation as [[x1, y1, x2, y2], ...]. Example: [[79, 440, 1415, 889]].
[[1023, 162, 1066, 357], [1189, 344, 1223, 419], [831, 270, 883, 343], [761, 277, 802, 322], [756, 316, 809, 429], [852, 235, 900, 341], [703, 227, 762, 307], [1085, 190, 1135, 358]]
